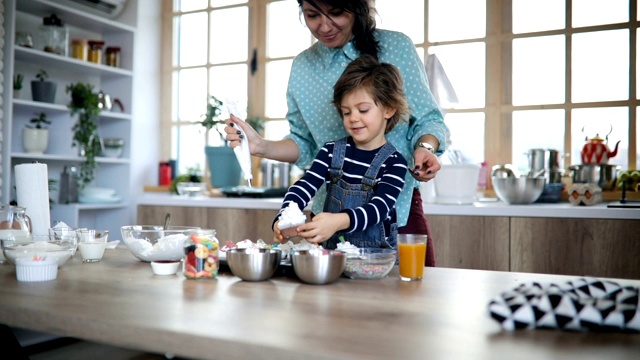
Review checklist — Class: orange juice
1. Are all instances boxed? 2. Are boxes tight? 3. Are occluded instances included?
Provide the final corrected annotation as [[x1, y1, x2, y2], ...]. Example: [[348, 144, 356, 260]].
[[398, 242, 426, 280]]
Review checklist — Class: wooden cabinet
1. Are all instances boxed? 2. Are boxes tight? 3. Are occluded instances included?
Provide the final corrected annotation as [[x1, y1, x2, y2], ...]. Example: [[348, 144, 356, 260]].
[[428, 214, 640, 279], [2, 0, 136, 237], [137, 205, 284, 244]]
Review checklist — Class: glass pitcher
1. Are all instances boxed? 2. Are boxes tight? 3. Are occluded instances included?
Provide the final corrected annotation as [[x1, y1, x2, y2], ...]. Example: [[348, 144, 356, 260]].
[[0, 205, 32, 264]]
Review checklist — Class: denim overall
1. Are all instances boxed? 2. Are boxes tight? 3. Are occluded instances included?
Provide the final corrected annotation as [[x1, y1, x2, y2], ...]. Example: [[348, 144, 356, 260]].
[[323, 138, 399, 250]]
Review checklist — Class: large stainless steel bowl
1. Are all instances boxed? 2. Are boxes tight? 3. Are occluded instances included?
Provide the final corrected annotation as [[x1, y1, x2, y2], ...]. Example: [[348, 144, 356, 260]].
[[492, 177, 546, 204], [569, 164, 620, 190], [226, 248, 282, 281], [291, 249, 346, 285]]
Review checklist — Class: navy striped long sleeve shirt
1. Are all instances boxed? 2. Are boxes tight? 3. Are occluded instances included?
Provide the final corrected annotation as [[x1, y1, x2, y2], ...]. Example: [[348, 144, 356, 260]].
[[277, 137, 408, 234]]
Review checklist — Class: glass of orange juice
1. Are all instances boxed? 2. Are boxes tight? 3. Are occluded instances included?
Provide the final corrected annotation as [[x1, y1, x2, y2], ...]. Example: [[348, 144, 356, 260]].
[[397, 234, 427, 281]]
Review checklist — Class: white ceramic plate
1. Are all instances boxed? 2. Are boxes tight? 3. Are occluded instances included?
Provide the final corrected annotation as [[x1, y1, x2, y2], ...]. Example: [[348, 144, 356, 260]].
[[79, 195, 121, 204]]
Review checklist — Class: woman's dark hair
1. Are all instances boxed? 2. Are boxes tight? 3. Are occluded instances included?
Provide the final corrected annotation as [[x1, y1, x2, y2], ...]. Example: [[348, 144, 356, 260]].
[[333, 55, 409, 134], [298, 0, 380, 60]]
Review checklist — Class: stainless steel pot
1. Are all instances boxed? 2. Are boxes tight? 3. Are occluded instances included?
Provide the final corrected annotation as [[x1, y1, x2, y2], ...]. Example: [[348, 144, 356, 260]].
[[527, 148, 561, 172], [569, 164, 620, 190]]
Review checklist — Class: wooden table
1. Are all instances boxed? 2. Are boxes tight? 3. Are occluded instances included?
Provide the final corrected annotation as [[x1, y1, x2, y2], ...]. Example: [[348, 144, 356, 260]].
[[1, 248, 638, 360]]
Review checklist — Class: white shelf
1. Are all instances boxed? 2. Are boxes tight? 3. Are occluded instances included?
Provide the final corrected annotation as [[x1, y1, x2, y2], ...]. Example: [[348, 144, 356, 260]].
[[15, 47, 133, 77], [13, 98, 132, 119]]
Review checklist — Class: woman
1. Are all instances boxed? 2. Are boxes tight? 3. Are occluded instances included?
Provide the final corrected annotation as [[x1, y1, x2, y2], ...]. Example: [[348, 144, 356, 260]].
[[225, 0, 447, 266]]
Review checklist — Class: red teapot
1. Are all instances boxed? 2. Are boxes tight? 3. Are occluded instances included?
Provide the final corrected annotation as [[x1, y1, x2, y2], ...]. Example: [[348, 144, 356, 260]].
[[580, 134, 620, 165]]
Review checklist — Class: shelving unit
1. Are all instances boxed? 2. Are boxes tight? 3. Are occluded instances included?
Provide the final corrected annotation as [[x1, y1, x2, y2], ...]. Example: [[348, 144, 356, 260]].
[[2, 0, 137, 238]]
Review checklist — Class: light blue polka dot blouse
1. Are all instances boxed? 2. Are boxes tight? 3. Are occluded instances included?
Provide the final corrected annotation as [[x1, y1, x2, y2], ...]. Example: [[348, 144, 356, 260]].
[[286, 29, 448, 227]]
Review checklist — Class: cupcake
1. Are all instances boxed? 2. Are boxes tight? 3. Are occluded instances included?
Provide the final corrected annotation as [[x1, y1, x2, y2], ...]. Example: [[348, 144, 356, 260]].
[[277, 202, 307, 238]]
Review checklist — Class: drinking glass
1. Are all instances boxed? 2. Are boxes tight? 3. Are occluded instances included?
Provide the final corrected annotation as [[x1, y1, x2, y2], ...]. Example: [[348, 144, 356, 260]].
[[397, 234, 427, 281], [78, 229, 109, 262]]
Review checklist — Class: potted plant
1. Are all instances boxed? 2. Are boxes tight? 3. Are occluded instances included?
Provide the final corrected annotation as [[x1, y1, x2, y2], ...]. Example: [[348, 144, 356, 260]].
[[31, 69, 57, 103], [23, 112, 51, 154], [66, 82, 102, 189], [13, 73, 23, 98], [202, 95, 242, 188]]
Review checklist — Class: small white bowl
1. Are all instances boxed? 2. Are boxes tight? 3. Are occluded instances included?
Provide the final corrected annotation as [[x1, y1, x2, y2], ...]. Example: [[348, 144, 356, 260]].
[[16, 257, 58, 282], [150, 260, 180, 275]]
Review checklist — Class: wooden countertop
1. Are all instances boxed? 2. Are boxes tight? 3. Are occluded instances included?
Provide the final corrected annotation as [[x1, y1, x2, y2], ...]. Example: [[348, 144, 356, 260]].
[[1, 248, 638, 359]]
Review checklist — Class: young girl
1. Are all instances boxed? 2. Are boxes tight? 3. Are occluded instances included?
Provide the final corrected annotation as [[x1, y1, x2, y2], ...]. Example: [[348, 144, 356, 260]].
[[273, 55, 409, 250]]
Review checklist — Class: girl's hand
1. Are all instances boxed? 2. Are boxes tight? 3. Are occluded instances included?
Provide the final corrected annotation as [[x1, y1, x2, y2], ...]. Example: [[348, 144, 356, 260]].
[[297, 212, 349, 243]]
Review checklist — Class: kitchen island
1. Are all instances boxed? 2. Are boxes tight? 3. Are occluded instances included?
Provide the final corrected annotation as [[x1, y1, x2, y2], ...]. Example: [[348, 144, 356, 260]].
[[1, 248, 638, 359], [137, 193, 640, 279]]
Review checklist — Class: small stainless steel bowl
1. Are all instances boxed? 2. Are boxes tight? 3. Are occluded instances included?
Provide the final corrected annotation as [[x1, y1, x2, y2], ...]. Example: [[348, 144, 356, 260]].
[[291, 249, 346, 285], [226, 248, 282, 281], [492, 176, 545, 204], [569, 164, 620, 191]]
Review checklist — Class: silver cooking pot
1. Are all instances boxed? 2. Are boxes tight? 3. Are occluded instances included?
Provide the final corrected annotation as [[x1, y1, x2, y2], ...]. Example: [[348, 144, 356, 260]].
[[568, 164, 620, 190]]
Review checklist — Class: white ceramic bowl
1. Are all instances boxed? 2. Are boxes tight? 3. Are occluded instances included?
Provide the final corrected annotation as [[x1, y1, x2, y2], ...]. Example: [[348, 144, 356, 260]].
[[1, 236, 74, 267], [15, 257, 58, 282], [151, 260, 181, 275]]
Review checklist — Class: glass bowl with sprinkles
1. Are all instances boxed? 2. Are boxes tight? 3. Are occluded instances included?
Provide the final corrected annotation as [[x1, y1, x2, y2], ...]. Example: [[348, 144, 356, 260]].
[[342, 248, 396, 280]]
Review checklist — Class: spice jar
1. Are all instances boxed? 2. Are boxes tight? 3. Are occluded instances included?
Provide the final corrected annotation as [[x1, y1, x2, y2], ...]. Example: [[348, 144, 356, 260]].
[[87, 40, 105, 64], [71, 39, 88, 61], [37, 14, 68, 55], [105, 46, 121, 67], [183, 230, 219, 280]]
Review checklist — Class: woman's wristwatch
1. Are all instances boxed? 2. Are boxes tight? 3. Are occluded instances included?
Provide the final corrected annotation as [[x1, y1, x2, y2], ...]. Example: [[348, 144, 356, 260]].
[[416, 142, 435, 154]]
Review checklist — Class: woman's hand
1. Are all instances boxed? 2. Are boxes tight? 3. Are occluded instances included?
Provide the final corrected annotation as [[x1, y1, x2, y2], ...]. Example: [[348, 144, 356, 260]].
[[297, 212, 349, 244], [411, 147, 441, 182], [224, 115, 262, 155]]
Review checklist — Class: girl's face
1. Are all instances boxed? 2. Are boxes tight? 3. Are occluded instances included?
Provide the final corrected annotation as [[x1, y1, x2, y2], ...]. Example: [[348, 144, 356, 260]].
[[340, 89, 396, 150], [301, 1, 355, 49]]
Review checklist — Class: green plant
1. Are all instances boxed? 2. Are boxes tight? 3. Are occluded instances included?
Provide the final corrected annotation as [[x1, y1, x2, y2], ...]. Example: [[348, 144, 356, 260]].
[[28, 112, 51, 129], [36, 69, 48, 82], [169, 165, 203, 194], [66, 82, 101, 189], [200, 95, 226, 145], [13, 74, 24, 90]]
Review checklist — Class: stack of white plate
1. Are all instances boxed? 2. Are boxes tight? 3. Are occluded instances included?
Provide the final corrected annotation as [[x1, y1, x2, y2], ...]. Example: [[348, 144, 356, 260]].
[[79, 187, 121, 204]]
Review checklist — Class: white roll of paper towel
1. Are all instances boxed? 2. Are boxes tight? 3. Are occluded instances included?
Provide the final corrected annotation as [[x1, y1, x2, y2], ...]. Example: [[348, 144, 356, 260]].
[[15, 163, 51, 235]]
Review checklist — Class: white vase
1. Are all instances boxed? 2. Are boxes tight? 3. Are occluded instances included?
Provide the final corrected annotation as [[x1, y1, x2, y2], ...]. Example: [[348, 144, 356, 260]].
[[23, 128, 49, 154]]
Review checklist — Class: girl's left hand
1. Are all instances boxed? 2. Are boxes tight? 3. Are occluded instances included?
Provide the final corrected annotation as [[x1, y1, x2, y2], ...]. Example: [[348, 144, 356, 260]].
[[411, 148, 441, 182], [297, 212, 349, 244]]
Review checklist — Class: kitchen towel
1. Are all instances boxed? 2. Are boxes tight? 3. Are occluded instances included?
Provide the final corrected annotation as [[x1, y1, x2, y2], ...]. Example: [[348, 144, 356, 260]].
[[488, 278, 640, 333], [15, 163, 51, 235]]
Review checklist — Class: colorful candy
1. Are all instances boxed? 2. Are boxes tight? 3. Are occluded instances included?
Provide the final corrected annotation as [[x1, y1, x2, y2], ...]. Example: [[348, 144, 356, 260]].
[[183, 233, 219, 279]]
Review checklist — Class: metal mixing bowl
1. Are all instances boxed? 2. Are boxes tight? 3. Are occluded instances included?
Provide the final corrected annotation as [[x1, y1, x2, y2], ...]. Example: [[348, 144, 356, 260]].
[[492, 176, 546, 204], [291, 249, 346, 285], [568, 164, 620, 190], [226, 248, 282, 281]]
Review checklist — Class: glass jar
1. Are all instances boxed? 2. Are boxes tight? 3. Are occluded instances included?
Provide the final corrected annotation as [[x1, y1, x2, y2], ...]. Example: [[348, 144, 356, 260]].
[[37, 14, 68, 56], [105, 46, 121, 67], [183, 230, 219, 280], [15, 32, 33, 48], [87, 40, 105, 64], [71, 39, 88, 61]]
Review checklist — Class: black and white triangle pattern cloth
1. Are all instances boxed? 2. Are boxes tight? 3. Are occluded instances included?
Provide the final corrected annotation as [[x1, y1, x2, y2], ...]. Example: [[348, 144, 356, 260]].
[[488, 277, 640, 332]]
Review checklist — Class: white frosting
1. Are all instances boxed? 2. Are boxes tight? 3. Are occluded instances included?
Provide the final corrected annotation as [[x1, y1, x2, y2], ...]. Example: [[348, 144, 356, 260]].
[[278, 202, 306, 229], [125, 233, 189, 262]]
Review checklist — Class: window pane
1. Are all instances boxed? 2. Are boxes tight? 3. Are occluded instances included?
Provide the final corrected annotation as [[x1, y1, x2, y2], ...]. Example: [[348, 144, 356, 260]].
[[512, 35, 565, 105], [429, 0, 486, 42], [573, 0, 628, 28], [572, 30, 629, 103], [512, 0, 565, 34], [210, 7, 248, 64], [211, 0, 247, 7], [265, 119, 290, 141], [265, 59, 293, 119], [571, 107, 629, 167], [173, 124, 206, 175], [210, 64, 248, 116], [177, 12, 208, 67], [375, 0, 424, 43], [177, 68, 208, 122], [443, 112, 485, 165], [178, 0, 207, 12], [512, 110, 565, 174], [430, 43, 485, 108], [267, 0, 311, 58]]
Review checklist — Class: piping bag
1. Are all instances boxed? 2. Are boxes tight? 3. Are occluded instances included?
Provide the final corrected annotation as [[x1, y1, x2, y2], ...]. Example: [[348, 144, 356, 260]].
[[226, 98, 253, 187]]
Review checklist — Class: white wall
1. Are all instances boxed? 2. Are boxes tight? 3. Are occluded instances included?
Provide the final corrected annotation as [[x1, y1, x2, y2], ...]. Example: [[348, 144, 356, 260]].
[[130, 0, 162, 224]]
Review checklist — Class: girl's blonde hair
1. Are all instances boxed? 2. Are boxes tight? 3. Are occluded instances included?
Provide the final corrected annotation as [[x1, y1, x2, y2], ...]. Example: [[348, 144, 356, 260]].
[[333, 55, 409, 133]]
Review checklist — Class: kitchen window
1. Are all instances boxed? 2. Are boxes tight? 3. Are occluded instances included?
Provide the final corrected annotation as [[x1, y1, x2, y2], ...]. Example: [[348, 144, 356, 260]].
[[165, 0, 639, 179]]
